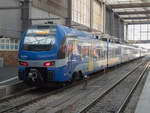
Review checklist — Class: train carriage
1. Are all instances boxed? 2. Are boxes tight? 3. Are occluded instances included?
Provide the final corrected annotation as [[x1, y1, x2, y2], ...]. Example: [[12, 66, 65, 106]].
[[107, 42, 122, 67], [18, 24, 146, 85]]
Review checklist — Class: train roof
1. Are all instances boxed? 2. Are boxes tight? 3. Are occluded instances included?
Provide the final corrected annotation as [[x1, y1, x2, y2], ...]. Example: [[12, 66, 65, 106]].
[[56, 24, 93, 39], [29, 24, 93, 39], [29, 24, 145, 49]]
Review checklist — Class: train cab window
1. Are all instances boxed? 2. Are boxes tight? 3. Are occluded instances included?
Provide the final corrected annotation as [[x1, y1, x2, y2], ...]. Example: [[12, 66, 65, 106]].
[[22, 25, 56, 51]]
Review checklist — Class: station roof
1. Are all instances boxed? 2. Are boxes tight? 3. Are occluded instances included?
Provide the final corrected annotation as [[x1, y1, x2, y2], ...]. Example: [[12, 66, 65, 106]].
[[105, 0, 150, 24]]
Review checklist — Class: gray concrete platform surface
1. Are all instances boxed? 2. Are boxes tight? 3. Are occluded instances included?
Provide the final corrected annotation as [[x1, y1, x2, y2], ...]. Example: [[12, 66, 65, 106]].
[[0, 67, 18, 85], [0, 67, 30, 98], [135, 71, 150, 113]]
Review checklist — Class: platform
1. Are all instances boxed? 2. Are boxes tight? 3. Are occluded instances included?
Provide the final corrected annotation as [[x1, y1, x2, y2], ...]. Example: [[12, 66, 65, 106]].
[[0, 66, 18, 85], [134, 71, 150, 113]]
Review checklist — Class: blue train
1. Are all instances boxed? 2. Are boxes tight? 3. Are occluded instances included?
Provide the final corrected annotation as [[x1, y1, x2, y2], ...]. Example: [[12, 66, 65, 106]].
[[18, 24, 146, 85]]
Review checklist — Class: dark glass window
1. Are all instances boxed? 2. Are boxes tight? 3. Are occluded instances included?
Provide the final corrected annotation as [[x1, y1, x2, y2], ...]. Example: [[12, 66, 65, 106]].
[[22, 25, 56, 51], [57, 38, 66, 59]]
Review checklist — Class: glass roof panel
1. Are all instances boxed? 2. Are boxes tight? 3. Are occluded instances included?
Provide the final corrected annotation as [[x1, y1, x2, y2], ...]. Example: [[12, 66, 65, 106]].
[[105, 0, 150, 24], [114, 8, 145, 12], [120, 14, 147, 18], [106, 0, 150, 5], [124, 19, 150, 22]]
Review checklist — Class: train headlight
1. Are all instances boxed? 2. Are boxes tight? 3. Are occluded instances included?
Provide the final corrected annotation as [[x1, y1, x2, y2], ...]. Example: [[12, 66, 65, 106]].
[[44, 61, 55, 67]]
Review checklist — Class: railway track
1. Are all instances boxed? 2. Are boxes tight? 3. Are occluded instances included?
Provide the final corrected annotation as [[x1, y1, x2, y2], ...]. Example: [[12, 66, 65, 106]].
[[0, 58, 147, 113], [78, 62, 150, 113], [116, 63, 149, 113], [0, 59, 139, 97], [0, 87, 36, 103], [0, 77, 89, 113]]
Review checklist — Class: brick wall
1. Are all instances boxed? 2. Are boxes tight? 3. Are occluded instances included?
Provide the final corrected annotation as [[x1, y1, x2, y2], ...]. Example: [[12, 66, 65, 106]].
[[0, 51, 18, 67]]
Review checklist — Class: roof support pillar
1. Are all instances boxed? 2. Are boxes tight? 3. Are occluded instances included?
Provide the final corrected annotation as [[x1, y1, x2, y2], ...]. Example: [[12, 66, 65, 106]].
[[21, 0, 30, 33], [103, 2, 106, 34], [90, 0, 93, 31], [126, 24, 128, 41], [66, 0, 72, 27]]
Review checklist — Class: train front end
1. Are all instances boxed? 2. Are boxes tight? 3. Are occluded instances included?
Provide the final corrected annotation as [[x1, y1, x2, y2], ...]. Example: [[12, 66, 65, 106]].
[[18, 25, 58, 85]]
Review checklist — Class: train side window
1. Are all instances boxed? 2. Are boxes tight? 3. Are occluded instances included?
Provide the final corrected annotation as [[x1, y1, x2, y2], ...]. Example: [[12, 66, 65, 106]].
[[99, 49, 104, 60], [93, 48, 99, 60], [66, 39, 73, 57], [66, 36, 79, 58], [81, 46, 89, 58], [78, 39, 90, 59], [57, 37, 66, 59]]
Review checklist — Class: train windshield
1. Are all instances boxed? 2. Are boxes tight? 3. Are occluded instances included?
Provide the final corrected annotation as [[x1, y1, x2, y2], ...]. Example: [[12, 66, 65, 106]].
[[23, 25, 56, 51]]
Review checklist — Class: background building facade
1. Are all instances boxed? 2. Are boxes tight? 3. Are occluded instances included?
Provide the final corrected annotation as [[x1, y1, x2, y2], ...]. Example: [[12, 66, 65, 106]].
[[0, 0, 125, 66]]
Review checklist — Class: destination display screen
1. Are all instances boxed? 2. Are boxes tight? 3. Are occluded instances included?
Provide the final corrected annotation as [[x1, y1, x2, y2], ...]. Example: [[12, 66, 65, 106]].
[[27, 29, 51, 35], [26, 25, 56, 36]]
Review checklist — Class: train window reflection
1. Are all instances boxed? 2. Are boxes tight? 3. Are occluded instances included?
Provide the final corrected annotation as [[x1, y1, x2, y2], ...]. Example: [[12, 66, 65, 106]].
[[22, 26, 56, 51]]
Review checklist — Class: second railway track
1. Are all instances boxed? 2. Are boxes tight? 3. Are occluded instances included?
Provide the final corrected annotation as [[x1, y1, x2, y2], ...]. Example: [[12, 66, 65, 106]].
[[78, 61, 150, 113]]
